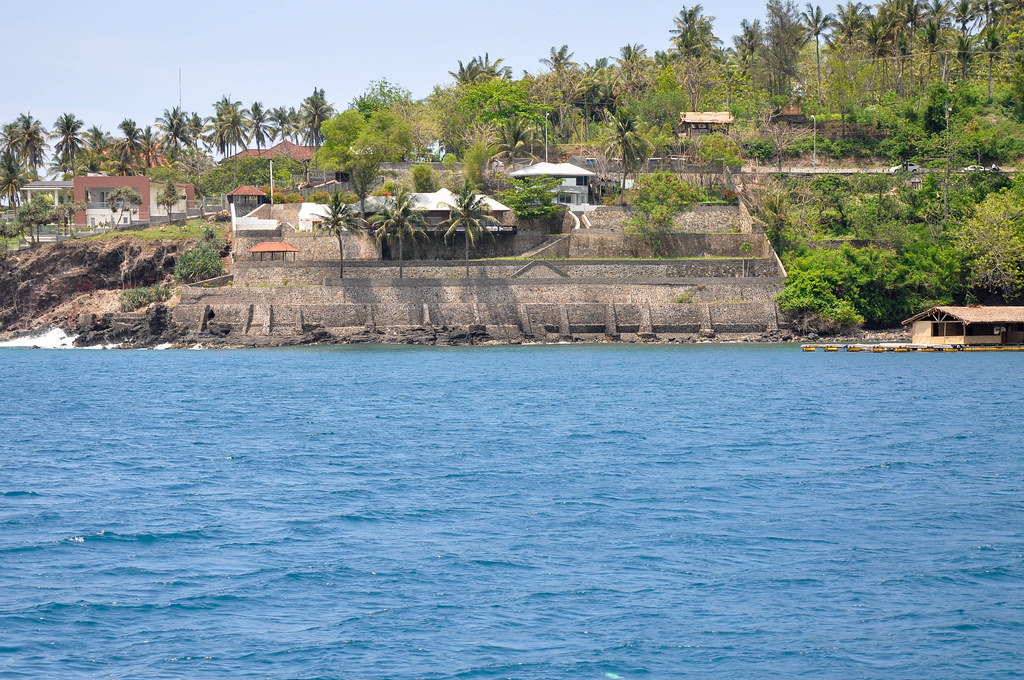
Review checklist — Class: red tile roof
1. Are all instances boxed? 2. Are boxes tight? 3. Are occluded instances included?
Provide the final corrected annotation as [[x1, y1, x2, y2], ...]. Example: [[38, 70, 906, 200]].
[[228, 185, 267, 197], [225, 140, 315, 162], [247, 241, 301, 253]]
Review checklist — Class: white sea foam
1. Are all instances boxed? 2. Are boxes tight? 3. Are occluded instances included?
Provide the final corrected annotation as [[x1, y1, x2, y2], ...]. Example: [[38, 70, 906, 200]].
[[0, 327, 78, 349], [154, 343, 173, 350]]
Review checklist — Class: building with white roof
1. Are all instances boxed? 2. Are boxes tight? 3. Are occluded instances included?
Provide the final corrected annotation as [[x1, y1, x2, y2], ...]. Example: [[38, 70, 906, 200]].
[[297, 189, 511, 231], [508, 162, 594, 207]]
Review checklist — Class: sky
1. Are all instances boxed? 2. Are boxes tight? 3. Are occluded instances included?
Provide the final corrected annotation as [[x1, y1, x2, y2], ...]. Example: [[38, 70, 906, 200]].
[[4, 0, 764, 136]]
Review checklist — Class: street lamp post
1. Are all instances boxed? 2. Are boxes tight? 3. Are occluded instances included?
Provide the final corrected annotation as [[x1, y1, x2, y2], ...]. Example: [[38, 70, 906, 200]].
[[545, 113, 550, 163], [811, 115, 817, 169]]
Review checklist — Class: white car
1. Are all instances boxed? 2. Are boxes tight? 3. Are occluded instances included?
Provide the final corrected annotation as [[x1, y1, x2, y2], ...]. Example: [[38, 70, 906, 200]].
[[889, 163, 922, 174], [961, 165, 985, 173]]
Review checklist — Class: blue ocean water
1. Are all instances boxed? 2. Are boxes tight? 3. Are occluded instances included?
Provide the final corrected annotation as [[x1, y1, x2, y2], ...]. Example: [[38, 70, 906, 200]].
[[0, 344, 1022, 679]]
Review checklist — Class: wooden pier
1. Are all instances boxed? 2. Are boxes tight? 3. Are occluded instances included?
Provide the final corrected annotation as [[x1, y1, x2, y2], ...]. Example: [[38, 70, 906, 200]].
[[801, 343, 1024, 353]]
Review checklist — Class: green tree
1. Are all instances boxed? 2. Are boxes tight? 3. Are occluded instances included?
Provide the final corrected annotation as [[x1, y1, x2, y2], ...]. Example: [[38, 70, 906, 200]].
[[247, 102, 272, 157], [350, 79, 413, 114], [624, 172, 706, 256], [107, 186, 143, 227], [499, 176, 563, 221], [300, 87, 335, 154], [603, 107, 649, 197], [801, 4, 834, 104], [0, 151, 27, 207], [51, 113, 84, 177], [157, 181, 180, 223], [370, 187, 427, 278], [955, 185, 1024, 295], [442, 180, 499, 278], [15, 195, 53, 246], [320, 192, 365, 279], [411, 164, 438, 192], [156, 106, 190, 160]]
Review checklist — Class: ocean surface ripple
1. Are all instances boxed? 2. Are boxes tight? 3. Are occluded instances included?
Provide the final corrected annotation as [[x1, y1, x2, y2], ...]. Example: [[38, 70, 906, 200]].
[[1, 344, 1022, 679]]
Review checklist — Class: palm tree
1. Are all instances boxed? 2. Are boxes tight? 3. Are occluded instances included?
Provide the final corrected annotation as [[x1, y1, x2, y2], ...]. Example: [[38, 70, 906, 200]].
[[186, 113, 207, 151], [614, 43, 649, 98], [449, 53, 511, 84], [113, 119, 143, 175], [494, 117, 538, 166], [139, 126, 161, 171], [956, 33, 974, 81], [299, 88, 334, 154], [51, 113, 84, 178], [320, 192, 364, 279], [802, 4, 835, 104], [442, 181, 498, 280], [9, 114, 48, 178], [0, 151, 27, 207], [156, 106, 190, 160], [981, 24, 1000, 98], [370, 188, 426, 279], [733, 19, 763, 102], [248, 102, 272, 157], [670, 4, 721, 58], [604, 107, 648, 198], [269, 106, 292, 144], [210, 96, 249, 158]]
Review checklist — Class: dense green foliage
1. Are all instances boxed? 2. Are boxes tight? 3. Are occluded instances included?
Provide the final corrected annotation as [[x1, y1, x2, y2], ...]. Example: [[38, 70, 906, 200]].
[[767, 172, 1024, 326], [119, 283, 172, 312], [499, 176, 563, 221], [624, 173, 708, 256], [174, 226, 224, 283]]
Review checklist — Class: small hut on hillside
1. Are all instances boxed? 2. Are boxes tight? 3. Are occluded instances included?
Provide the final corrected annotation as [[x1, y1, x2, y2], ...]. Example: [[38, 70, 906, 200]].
[[680, 112, 735, 138], [902, 306, 1024, 346]]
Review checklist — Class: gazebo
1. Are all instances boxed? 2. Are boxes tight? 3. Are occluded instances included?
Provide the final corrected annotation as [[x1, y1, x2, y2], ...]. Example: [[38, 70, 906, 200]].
[[228, 186, 269, 215], [246, 241, 301, 261]]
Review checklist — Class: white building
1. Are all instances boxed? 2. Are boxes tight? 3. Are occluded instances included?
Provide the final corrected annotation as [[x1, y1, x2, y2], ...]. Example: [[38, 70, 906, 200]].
[[509, 162, 595, 208]]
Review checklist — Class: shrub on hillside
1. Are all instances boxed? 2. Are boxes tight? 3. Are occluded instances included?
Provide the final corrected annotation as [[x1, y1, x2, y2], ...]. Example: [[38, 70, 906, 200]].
[[119, 283, 172, 312]]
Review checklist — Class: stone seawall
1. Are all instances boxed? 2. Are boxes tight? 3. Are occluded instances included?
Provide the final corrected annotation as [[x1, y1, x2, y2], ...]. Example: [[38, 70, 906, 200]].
[[234, 257, 783, 285], [172, 277, 785, 345]]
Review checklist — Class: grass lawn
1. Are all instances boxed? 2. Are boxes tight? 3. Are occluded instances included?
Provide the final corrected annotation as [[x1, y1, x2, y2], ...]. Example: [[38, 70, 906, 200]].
[[84, 219, 227, 242]]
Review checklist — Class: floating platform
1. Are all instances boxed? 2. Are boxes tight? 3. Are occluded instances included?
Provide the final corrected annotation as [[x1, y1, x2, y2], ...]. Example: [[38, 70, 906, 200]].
[[800, 343, 1024, 352]]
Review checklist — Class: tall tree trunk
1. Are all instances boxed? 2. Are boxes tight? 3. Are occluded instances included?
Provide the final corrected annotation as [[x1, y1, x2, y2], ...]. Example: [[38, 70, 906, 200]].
[[816, 37, 823, 105], [398, 231, 403, 279], [465, 228, 470, 280], [338, 234, 344, 279]]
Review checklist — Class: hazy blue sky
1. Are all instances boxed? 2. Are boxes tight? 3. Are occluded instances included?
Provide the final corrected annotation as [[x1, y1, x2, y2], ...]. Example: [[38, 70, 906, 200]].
[[6, 0, 763, 134]]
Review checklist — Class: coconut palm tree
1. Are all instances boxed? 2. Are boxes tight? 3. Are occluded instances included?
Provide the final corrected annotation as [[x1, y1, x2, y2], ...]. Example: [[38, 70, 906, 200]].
[[442, 180, 499, 280], [209, 96, 249, 158], [321, 192, 365, 279], [494, 117, 538, 166], [9, 114, 48, 178], [0, 151, 27, 207], [113, 119, 143, 175], [139, 126, 161, 171], [981, 24, 1000, 98], [604, 107, 649, 198], [801, 4, 835, 104], [370, 188, 426, 279], [156, 106, 190, 160], [51, 113, 84, 177], [670, 4, 721, 58], [269, 106, 292, 144], [247, 102, 272, 157], [299, 88, 334, 154], [614, 44, 650, 99]]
